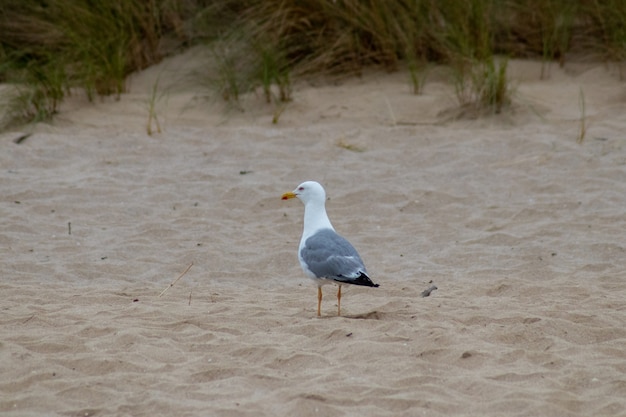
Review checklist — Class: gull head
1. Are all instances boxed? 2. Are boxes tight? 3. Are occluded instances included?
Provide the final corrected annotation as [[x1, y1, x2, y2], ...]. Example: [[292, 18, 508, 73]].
[[281, 181, 326, 205]]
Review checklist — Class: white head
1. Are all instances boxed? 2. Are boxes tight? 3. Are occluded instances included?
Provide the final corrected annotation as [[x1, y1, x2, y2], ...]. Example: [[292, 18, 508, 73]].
[[281, 181, 326, 205], [282, 181, 334, 234]]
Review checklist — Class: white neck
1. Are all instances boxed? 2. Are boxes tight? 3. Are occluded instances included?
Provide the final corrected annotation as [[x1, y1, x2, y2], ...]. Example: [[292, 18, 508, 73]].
[[301, 199, 334, 242]]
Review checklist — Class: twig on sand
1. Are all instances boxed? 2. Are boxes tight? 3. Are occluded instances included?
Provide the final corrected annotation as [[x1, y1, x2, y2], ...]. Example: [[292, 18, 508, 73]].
[[421, 285, 438, 297], [577, 87, 588, 144], [13, 133, 32, 144], [159, 262, 193, 297]]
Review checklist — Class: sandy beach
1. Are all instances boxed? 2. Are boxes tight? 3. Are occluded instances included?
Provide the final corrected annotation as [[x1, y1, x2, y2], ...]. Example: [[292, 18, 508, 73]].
[[1, 55, 625, 416]]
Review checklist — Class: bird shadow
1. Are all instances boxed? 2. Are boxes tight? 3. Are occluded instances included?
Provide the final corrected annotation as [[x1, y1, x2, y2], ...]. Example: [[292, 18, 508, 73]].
[[342, 310, 384, 320]]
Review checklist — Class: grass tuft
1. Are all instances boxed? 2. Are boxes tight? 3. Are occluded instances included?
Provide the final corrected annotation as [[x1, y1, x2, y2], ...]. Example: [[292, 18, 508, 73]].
[[2, 0, 626, 128], [0, 0, 180, 127], [450, 57, 512, 116], [146, 75, 164, 136], [586, 0, 626, 78]]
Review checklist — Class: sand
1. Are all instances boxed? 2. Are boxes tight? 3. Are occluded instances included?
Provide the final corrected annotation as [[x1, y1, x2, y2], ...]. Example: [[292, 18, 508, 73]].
[[1, 54, 625, 416]]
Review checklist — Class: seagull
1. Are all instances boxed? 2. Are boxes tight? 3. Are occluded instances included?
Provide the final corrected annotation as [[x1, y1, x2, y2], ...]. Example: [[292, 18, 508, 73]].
[[282, 181, 379, 317]]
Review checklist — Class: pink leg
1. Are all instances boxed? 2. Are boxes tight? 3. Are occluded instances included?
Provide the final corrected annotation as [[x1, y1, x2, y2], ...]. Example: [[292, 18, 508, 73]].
[[317, 287, 322, 317], [337, 285, 342, 316]]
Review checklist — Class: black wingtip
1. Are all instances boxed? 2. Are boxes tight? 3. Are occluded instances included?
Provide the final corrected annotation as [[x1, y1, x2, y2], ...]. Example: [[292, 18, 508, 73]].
[[352, 272, 379, 288]]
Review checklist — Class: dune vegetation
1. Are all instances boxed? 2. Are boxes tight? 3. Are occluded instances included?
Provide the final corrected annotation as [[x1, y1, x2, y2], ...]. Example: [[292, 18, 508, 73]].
[[0, 0, 624, 127]]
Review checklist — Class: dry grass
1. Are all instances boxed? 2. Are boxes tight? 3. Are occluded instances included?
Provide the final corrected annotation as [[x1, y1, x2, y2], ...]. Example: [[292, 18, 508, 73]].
[[577, 87, 588, 144], [0, 0, 185, 127], [1, 0, 625, 127]]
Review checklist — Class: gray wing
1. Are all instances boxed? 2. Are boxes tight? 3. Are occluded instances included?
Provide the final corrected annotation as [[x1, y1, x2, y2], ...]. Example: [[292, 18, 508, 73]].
[[300, 229, 366, 281]]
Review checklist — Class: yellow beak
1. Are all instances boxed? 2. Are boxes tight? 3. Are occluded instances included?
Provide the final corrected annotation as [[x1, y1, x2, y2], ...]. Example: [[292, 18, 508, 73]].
[[281, 191, 297, 200]]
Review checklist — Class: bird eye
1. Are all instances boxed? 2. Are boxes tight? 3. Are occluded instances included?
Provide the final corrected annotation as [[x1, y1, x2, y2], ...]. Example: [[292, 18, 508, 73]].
[[298, 187, 304, 190]]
